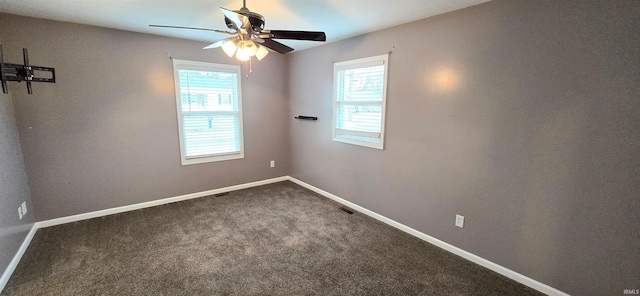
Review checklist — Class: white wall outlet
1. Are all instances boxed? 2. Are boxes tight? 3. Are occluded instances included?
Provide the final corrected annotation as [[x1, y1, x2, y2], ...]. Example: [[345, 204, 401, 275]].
[[270, 160, 275, 168], [21, 201, 27, 215], [18, 207, 23, 220], [455, 214, 464, 228]]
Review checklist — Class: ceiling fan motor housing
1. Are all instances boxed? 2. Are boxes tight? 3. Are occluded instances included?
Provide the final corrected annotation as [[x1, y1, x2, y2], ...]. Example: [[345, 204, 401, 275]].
[[225, 10, 265, 32]]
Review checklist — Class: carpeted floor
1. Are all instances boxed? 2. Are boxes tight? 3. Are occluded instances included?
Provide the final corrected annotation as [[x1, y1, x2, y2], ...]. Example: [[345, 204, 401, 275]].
[[2, 181, 543, 295]]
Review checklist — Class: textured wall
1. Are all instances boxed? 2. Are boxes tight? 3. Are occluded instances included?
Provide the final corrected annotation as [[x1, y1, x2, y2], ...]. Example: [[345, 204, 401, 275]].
[[288, 1, 640, 295], [0, 14, 290, 221], [0, 34, 34, 280]]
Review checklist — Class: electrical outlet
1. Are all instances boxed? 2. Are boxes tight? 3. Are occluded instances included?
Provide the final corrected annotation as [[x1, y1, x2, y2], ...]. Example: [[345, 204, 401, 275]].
[[455, 215, 464, 228], [270, 160, 275, 168], [21, 201, 27, 215], [18, 207, 23, 220]]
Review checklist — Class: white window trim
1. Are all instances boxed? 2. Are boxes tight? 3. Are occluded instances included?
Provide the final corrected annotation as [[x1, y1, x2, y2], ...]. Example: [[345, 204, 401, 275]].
[[172, 59, 244, 165], [332, 54, 389, 150]]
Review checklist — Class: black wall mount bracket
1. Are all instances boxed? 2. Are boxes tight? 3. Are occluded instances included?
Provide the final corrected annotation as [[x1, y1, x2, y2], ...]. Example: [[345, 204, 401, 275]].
[[1, 45, 56, 95], [295, 116, 318, 120]]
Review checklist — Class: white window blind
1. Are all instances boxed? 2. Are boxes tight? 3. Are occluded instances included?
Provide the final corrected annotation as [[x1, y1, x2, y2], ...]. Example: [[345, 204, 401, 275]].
[[332, 54, 389, 149], [172, 60, 244, 165]]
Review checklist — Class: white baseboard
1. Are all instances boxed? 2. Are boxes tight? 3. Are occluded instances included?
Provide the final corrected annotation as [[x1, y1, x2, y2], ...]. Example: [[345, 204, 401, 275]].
[[0, 224, 37, 293], [287, 177, 569, 296], [36, 176, 289, 229]]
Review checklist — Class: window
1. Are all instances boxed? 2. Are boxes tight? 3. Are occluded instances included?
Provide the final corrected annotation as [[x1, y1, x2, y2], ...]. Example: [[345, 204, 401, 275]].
[[332, 54, 389, 149], [172, 59, 244, 165]]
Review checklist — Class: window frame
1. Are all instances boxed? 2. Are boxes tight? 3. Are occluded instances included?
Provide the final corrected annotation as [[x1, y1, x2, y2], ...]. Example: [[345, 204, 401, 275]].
[[332, 54, 389, 150], [172, 59, 244, 165]]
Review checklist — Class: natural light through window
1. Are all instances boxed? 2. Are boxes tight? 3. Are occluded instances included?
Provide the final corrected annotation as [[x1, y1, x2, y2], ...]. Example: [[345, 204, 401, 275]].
[[172, 60, 244, 165], [332, 54, 389, 149]]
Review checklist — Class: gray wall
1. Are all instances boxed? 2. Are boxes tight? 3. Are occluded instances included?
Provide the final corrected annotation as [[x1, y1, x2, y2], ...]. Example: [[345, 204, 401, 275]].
[[0, 14, 290, 221], [288, 1, 640, 295], [0, 34, 34, 278]]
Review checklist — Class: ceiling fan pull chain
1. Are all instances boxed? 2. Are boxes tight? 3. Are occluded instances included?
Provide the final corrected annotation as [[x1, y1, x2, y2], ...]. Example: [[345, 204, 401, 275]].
[[245, 58, 253, 79]]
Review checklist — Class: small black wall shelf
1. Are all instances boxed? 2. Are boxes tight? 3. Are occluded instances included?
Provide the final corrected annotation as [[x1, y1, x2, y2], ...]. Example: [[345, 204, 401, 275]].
[[1, 45, 56, 94], [295, 116, 318, 121]]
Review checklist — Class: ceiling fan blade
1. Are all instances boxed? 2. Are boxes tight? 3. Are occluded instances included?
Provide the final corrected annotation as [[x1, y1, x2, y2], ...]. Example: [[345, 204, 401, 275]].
[[220, 7, 248, 30], [203, 37, 236, 49], [259, 39, 294, 54], [149, 25, 235, 35], [267, 30, 326, 42]]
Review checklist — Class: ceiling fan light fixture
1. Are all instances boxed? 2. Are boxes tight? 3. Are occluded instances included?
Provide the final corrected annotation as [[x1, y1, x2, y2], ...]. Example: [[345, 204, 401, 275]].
[[256, 45, 269, 60], [235, 44, 251, 61], [221, 39, 239, 57], [235, 41, 259, 61], [245, 40, 259, 55]]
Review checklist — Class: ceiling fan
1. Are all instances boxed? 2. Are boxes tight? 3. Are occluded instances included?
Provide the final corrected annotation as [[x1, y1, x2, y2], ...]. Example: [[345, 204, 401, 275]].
[[150, 0, 326, 61]]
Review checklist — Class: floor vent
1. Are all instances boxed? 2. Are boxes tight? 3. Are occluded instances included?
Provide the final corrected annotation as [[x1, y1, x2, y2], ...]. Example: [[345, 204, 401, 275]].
[[214, 192, 230, 197], [339, 207, 354, 214]]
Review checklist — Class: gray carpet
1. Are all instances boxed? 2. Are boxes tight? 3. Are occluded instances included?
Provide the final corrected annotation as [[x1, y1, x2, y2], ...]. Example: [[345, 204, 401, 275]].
[[2, 181, 543, 295]]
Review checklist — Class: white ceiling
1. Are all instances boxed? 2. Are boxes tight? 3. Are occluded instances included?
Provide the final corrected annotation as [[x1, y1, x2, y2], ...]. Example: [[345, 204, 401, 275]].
[[0, 0, 489, 52]]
